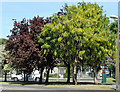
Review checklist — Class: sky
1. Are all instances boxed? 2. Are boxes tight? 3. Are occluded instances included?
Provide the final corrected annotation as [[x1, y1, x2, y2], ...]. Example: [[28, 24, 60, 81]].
[[1, 1, 119, 39]]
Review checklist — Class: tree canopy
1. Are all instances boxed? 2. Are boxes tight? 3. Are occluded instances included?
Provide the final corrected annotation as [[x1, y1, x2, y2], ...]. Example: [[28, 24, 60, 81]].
[[0, 38, 7, 45], [37, 2, 117, 84], [5, 16, 52, 75], [3, 2, 117, 84]]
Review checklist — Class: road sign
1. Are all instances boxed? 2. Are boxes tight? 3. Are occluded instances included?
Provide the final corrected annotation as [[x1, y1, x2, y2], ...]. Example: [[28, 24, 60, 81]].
[[104, 69, 110, 75]]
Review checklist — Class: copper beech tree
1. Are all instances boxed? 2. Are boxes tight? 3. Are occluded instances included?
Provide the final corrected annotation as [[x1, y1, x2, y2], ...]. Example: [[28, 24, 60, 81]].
[[5, 16, 52, 82]]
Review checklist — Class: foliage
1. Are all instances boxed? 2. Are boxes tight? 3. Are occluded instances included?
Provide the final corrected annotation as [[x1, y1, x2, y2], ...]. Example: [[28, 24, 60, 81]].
[[49, 73, 57, 78], [55, 63, 66, 67], [5, 16, 52, 74], [64, 68, 73, 78], [0, 45, 13, 73], [109, 20, 118, 34], [4, 1, 117, 84], [37, 2, 116, 84], [0, 38, 7, 45]]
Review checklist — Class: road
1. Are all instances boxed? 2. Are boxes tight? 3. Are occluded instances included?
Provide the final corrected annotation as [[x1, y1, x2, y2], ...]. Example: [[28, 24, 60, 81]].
[[0, 84, 117, 92], [1, 84, 80, 90], [0, 78, 102, 83]]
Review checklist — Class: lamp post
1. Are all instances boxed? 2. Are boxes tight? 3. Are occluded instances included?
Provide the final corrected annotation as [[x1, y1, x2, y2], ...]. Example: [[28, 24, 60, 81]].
[[110, 15, 120, 91]]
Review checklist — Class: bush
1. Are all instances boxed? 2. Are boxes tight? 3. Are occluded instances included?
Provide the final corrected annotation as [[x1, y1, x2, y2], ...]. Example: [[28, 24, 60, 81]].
[[49, 73, 57, 78], [63, 72, 73, 78], [63, 72, 67, 78], [63, 68, 73, 78]]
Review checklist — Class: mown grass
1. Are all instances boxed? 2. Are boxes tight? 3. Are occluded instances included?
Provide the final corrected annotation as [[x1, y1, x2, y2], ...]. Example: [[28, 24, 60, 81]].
[[106, 78, 116, 85], [0, 78, 116, 90], [1, 81, 116, 90]]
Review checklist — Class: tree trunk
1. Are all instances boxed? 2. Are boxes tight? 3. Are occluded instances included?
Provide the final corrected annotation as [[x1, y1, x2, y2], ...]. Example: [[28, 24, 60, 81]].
[[73, 58, 77, 85], [45, 68, 50, 83], [94, 68, 98, 84], [101, 69, 103, 83], [24, 70, 26, 82], [39, 68, 44, 83], [109, 68, 111, 77], [4, 71, 7, 82], [26, 73, 29, 82], [67, 63, 70, 83]]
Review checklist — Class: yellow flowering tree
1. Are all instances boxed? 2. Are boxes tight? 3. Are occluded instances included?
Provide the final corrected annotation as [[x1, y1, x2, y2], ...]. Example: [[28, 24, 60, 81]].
[[37, 2, 116, 84]]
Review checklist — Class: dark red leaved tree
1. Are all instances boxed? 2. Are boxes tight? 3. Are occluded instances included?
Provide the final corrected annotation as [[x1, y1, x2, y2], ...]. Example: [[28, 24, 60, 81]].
[[5, 16, 52, 82]]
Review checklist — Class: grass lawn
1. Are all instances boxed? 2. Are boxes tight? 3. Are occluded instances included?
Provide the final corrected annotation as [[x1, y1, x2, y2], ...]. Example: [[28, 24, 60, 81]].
[[106, 78, 116, 85], [45, 84, 115, 90], [1, 80, 116, 90]]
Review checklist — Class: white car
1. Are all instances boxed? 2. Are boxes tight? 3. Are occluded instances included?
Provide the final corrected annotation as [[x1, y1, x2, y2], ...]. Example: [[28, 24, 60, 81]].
[[11, 70, 44, 81], [29, 70, 41, 81], [11, 72, 23, 81]]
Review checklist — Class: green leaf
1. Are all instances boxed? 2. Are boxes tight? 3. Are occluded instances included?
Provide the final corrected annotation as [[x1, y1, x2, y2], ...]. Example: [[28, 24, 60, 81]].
[[54, 51, 57, 56], [41, 43, 51, 49], [58, 37, 63, 42], [78, 50, 85, 58], [50, 39, 57, 43], [38, 38, 44, 43], [62, 32, 69, 37], [67, 41, 70, 45], [44, 49, 47, 54], [45, 37, 51, 41]]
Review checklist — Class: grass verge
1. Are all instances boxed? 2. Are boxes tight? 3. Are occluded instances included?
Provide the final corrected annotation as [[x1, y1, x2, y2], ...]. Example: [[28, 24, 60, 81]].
[[0, 81, 116, 90], [106, 78, 116, 85]]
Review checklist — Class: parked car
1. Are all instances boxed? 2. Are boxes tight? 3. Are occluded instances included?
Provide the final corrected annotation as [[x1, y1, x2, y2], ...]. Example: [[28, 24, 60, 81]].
[[29, 70, 41, 81], [11, 70, 44, 81], [11, 71, 23, 81]]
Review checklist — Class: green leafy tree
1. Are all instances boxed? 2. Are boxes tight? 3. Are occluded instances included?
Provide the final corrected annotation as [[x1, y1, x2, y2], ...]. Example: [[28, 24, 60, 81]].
[[38, 2, 116, 84], [0, 45, 13, 82], [109, 20, 118, 79], [110, 20, 118, 34], [0, 38, 7, 45]]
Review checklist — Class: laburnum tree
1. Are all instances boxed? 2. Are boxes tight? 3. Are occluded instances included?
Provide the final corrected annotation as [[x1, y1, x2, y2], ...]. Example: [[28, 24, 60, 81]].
[[5, 16, 52, 82], [38, 2, 116, 85], [108, 20, 117, 78], [109, 20, 118, 34], [37, 9, 73, 83]]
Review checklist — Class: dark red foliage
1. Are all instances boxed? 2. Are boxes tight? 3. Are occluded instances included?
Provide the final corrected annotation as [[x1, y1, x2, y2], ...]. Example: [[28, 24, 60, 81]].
[[5, 16, 51, 73], [5, 9, 65, 74]]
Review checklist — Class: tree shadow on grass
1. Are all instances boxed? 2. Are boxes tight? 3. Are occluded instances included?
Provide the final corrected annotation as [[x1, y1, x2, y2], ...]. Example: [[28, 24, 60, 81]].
[[7, 81, 41, 85], [7, 81, 100, 86]]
